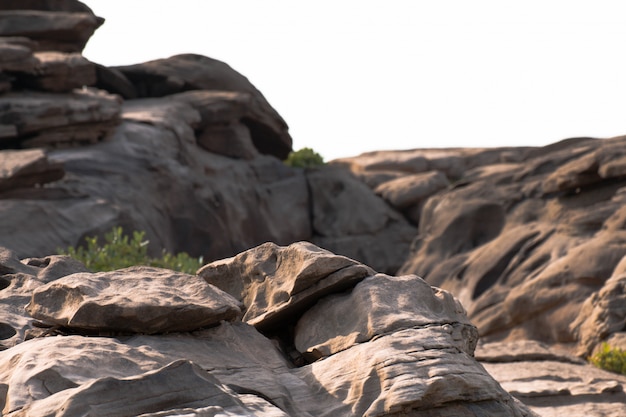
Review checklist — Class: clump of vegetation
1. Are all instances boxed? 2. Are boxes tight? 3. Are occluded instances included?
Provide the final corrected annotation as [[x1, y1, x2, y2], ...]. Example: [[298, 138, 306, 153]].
[[284, 147, 325, 168], [58, 227, 203, 274], [589, 343, 626, 375]]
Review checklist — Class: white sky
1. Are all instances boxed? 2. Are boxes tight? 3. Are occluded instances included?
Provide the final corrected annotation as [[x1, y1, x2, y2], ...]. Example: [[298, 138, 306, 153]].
[[82, 1, 626, 161]]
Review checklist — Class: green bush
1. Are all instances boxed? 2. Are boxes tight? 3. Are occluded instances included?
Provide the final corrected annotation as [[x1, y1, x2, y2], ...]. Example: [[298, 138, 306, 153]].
[[284, 147, 325, 168], [58, 227, 203, 274], [589, 343, 626, 375]]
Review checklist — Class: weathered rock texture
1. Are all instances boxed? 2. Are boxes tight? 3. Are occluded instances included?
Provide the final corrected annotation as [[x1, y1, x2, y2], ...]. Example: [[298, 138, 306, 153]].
[[334, 139, 626, 357], [476, 340, 626, 417], [1, 1, 625, 415], [0, 1, 415, 275], [0, 241, 537, 417]]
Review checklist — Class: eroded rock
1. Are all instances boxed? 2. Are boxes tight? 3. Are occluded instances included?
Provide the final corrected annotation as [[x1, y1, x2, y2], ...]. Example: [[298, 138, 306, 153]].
[[26, 266, 243, 334], [477, 341, 626, 417], [0, 10, 103, 53], [0, 149, 64, 192], [198, 241, 374, 329], [294, 273, 476, 359]]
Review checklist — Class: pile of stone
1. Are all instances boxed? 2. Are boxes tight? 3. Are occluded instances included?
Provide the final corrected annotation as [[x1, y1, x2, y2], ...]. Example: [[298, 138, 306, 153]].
[[0, 242, 537, 416]]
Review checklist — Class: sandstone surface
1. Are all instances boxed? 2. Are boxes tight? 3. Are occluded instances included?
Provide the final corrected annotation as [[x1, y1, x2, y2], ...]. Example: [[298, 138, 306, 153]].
[[0, 241, 537, 417], [0, 1, 625, 415]]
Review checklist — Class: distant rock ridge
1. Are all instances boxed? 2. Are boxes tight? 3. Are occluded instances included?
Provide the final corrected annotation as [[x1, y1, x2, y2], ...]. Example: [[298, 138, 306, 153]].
[[1, 1, 626, 416]]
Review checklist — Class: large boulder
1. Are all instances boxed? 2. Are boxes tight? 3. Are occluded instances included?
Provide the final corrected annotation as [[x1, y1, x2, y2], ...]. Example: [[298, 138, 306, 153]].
[[114, 54, 292, 159], [0, 88, 121, 148], [333, 137, 626, 356], [198, 241, 375, 329], [26, 266, 243, 334], [294, 273, 476, 360], [0, 245, 536, 417]]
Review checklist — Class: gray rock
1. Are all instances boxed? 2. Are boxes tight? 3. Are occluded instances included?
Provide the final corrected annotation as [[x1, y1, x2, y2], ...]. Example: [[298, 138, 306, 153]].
[[17, 51, 97, 92], [477, 341, 626, 417], [0, 10, 103, 53], [0, 88, 121, 148], [307, 166, 417, 273], [115, 54, 292, 159], [26, 266, 243, 334], [294, 273, 476, 360], [0, 149, 64, 192]]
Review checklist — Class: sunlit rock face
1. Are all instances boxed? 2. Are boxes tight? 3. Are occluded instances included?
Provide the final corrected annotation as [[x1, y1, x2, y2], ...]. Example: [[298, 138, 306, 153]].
[[0, 241, 536, 417], [1, 1, 626, 415]]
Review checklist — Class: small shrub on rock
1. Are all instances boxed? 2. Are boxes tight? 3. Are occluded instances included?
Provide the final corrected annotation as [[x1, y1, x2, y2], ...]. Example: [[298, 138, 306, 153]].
[[59, 227, 203, 274], [589, 343, 626, 375], [284, 147, 325, 168]]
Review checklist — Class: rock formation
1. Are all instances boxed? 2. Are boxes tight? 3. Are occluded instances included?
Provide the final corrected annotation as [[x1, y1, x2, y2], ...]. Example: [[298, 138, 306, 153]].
[[333, 139, 626, 359], [0, 243, 537, 417], [1, 1, 626, 415]]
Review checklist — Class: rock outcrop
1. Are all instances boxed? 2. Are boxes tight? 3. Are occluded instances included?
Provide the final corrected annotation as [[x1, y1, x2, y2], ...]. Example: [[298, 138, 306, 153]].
[[0, 1, 415, 275], [0, 241, 537, 417], [476, 340, 626, 417], [334, 139, 626, 357], [2, 1, 626, 415]]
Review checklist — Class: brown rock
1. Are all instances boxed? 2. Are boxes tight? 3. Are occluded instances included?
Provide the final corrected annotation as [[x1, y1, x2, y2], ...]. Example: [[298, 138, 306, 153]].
[[0, 0, 96, 13], [374, 170, 450, 210], [94, 63, 137, 99], [0, 88, 121, 148], [571, 270, 626, 356], [172, 90, 286, 159], [374, 170, 449, 224], [115, 54, 292, 159], [198, 241, 374, 329], [196, 122, 258, 160], [0, 149, 64, 192], [18, 360, 251, 417], [0, 323, 310, 416], [477, 341, 626, 417], [26, 266, 243, 334], [17, 51, 97, 92], [0, 10, 103, 53], [296, 327, 537, 417], [0, 249, 87, 348], [294, 273, 476, 359]]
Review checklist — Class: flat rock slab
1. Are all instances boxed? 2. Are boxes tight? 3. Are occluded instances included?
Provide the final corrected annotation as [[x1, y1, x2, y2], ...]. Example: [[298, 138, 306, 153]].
[[477, 341, 626, 417], [15, 360, 251, 417], [0, 88, 121, 147], [0, 10, 103, 53], [374, 170, 450, 210], [0, 149, 64, 191], [18, 51, 97, 92], [26, 266, 243, 334]]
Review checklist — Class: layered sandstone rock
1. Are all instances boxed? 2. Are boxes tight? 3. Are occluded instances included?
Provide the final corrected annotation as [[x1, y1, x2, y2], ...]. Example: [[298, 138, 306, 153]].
[[477, 340, 626, 417], [0, 241, 536, 417], [1, 1, 626, 415], [335, 137, 626, 358]]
